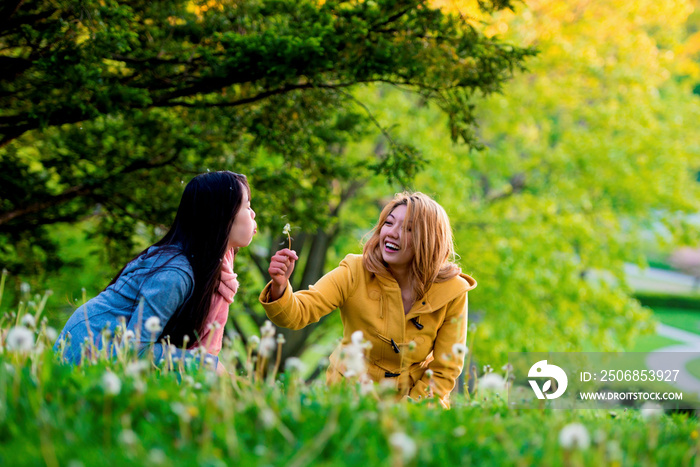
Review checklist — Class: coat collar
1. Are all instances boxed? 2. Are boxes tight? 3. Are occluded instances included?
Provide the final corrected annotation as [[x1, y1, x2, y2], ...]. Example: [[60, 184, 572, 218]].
[[368, 270, 477, 316]]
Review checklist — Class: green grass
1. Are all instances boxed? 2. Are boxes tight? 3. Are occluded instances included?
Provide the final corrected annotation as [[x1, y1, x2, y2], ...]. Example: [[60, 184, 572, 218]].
[[654, 307, 700, 336], [628, 334, 684, 352], [686, 358, 700, 381], [2, 275, 700, 466], [0, 349, 698, 467], [0, 294, 699, 466]]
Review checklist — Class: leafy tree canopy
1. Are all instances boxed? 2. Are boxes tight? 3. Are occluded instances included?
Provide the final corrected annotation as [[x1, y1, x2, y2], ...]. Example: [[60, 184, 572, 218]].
[[0, 0, 531, 274]]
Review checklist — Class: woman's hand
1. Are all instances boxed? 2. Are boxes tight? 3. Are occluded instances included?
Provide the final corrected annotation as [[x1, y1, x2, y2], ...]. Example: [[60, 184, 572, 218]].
[[268, 248, 298, 300]]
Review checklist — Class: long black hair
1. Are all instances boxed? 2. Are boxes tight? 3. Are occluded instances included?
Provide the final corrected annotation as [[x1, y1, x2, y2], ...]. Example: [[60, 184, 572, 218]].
[[110, 171, 250, 347]]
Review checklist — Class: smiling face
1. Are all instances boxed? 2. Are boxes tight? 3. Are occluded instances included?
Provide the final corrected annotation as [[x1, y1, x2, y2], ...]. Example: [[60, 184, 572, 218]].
[[379, 204, 415, 268], [227, 185, 257, 249]]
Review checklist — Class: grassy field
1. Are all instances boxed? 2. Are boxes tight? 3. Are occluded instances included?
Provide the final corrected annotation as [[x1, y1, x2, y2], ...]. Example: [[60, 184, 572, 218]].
[[653, 308, 700, 336], [1, 276, 699, 466], [1, 345, 699, 467]]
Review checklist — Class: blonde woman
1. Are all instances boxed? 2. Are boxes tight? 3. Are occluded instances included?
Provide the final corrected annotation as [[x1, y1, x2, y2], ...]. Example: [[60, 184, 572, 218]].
[[260, 192, 476, 408]]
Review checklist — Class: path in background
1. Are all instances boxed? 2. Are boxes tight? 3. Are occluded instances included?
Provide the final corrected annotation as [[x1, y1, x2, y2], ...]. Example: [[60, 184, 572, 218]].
[[646, 323, 700, 396], [625, 264, 698, 294]]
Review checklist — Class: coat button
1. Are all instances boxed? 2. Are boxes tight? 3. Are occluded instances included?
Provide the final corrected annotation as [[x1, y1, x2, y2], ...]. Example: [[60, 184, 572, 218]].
[[422, 301, 426, 305], [390, 338, 400, 353]]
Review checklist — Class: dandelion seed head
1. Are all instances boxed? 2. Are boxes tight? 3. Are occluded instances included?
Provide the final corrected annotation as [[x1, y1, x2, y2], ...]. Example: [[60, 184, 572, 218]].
[[259, 336, 276, 358], [148, 448, 167, 465], [20, 314, 36, 328], [359, 374, 374, 396], [261, 320, 275, 337], [259, 408, 276, 429], [102, 372, 122, 396], [640, 402, 664, 420], [452, 343, 467, 357], [351, 330, 364, 345], [285, 357, 306, 373], [479, 372, 506, 391], [558, 422, 590, 450], [389, 432, 417, 461], [6, 326, 34, 352], [144, 316, 162, 334], [118, 429, 138, 446], [126, 360, 150, 377]]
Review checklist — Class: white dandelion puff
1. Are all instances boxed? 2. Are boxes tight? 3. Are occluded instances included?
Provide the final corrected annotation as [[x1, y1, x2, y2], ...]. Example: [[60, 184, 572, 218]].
[[351, 330, 364, 345], [261, 320, 275, 337], [558, 423, 591, 450], [259, 408, 276, 429], [102, 372, 122, 396], [20, 314, 36, 328], [148, 448, 166, 465], [452, 343, 467, 358], [359, 374, 374, 396], [259, 336, 276, 358], [144, 316, 162, 334], [479, 373, 506, 391], [44, 327, 58, 343], [6, 326, 34, 352], [640, 402, 664, 420], [118, 429, 138, 446], [285, 357, 306, 374], [389, 432, 417, 461]]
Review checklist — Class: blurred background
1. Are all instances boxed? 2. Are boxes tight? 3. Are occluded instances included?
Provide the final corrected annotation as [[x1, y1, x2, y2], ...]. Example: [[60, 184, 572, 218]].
[[2, 0, 700, 374]]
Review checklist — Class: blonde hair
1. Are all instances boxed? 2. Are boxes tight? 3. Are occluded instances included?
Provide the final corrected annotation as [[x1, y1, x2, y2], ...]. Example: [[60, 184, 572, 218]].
[[363, 192, 461, 300]]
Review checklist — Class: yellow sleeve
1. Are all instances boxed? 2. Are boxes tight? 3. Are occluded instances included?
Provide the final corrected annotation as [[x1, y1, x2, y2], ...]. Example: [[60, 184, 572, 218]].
[[258, 256, 357, 330], [409, 292, 468, 406]]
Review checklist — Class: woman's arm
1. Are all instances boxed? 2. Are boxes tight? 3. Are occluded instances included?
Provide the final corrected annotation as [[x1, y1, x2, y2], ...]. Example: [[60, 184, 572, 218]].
[[259, 253, 358, 330], [409, 292, 468, 406], [124, 267, 219, 366]]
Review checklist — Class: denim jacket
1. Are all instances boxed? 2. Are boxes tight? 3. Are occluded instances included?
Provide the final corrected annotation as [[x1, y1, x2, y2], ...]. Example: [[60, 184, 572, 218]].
[[53, 245, 218, 367]]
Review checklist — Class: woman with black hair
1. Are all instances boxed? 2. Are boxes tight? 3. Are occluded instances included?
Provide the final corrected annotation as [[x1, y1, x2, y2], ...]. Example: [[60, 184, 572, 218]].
[[53, 171, 257, 372]]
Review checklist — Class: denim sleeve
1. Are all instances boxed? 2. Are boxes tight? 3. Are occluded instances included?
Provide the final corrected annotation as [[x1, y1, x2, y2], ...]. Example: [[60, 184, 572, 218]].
[[124, 267, 219, 367]]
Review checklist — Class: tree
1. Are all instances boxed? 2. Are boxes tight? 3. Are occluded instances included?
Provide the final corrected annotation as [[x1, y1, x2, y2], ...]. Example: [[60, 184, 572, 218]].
[[358, 0, 700, 365], [0, 0, 532, 359]]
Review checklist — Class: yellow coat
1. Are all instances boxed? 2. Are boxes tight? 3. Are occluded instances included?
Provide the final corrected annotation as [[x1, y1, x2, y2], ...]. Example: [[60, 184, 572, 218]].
[[259, 254, 477, 408]]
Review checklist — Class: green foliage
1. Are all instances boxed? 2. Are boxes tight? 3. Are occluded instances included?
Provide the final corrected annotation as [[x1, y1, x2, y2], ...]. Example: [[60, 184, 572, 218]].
[[335, 0, 700, 366], [635, 293, 700, 311], [0, 0, 532, 277]]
